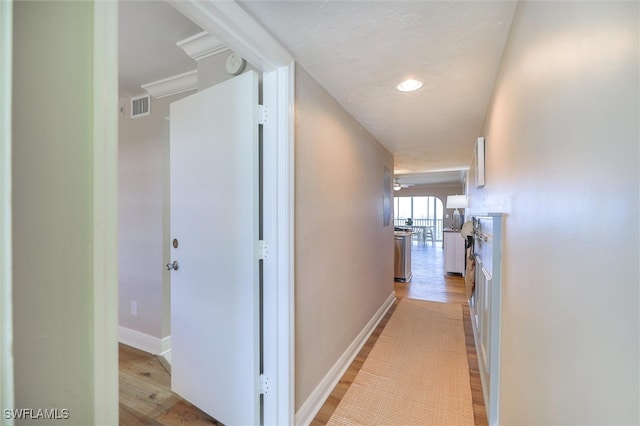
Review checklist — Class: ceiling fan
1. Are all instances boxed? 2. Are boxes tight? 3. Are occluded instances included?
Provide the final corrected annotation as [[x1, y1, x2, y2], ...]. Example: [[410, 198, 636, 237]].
[[393, 177, 414, 191]]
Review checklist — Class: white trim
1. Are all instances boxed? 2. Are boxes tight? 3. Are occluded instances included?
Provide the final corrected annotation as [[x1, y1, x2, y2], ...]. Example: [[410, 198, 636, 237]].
[[262, 62, 296, 424], [92, 1, 119, 424], [0, 1, 13, 421], [163, 351, 172, 366], [168, 2, 296, 424], [141, 70, 198, 99], [119, 326, 172, 356], [262, 69, 279, 420], [169, 1, 293, 72], [294, 292, 396, 426], [278, 61, 296, 425], [176, 31, 228, 61], [469, 214, 504, 426]]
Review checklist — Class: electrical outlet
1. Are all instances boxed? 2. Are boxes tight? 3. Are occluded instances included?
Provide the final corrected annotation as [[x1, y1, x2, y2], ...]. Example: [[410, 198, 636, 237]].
[[130, 300, 138, 316]]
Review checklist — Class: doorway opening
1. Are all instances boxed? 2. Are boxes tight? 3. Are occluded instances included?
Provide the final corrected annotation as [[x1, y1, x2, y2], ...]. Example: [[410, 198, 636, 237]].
[[393, 195, 467, 303], [116, 1, 294, 424], [393, 196, 444, 243]]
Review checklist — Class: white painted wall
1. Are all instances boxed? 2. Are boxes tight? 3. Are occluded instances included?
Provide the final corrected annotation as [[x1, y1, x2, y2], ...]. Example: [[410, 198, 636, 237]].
[[294, 66, 395, 410], [118, 93, 189, 340], [12, 1, 98, 421], [467, 2, 639, 424]]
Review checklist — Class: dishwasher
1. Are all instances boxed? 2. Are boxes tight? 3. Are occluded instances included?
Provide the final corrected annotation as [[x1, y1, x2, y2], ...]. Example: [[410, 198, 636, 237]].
[[394, 231, 412, 282]]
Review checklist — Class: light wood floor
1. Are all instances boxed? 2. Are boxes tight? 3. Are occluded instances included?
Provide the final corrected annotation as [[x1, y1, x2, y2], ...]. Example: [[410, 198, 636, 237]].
[[120, 241, 486, 425], [119, 343, 219, 425]]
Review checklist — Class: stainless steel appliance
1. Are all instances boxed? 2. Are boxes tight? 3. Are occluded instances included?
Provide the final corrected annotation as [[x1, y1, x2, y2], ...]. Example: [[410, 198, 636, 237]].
[[394, 231, 412, 282]]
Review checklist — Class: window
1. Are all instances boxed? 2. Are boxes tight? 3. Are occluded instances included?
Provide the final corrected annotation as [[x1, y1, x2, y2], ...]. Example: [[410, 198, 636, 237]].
[[394, 196, 444, 241], [396, 197, 412, 222]]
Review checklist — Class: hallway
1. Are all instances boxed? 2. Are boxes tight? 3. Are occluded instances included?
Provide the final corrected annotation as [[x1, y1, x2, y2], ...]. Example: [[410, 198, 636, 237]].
[[118, 239, 486, 425], [313, 240, 487, 425], [395, 241, 469, 304]]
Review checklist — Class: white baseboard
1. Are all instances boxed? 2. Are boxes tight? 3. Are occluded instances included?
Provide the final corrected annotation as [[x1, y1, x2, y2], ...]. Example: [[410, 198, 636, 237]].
[[294, 292, 396, 426], [118, 326, 171, 356]]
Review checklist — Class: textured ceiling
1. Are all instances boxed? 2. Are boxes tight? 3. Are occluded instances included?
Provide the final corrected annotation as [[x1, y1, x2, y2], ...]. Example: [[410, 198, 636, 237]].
[[239, 1, 517, 181], [118, 1, 517, 185]]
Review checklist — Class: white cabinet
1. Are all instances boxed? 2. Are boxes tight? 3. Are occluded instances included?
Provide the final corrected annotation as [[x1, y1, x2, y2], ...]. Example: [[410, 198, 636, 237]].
[[444, 230, 465, 275]]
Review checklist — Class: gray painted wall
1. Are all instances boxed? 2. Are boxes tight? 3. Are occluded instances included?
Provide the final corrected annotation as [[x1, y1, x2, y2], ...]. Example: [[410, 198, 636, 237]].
[[294, 65, 395, 410], [468, 2, 639, 424]]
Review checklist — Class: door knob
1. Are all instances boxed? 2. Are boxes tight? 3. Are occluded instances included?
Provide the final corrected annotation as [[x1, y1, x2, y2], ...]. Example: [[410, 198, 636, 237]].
[[166, 261, 179, 271]]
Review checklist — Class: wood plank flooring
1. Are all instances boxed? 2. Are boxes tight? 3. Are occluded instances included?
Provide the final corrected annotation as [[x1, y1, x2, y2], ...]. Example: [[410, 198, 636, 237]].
[[395, 241, 469, 304], [120, 241, 487, 425], [310, 301, 399, 425], [313, 241, 488, 425], [119, 344, 220, 425]]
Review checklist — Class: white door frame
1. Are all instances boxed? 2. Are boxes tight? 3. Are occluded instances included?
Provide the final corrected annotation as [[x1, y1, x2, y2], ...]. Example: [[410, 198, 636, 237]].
[[1, 1, 293, 424], [3, 2, 121, 423], [0, 1, 14, 422], [92, 1, 119, 424], [158, 2, 296, 424], [94, 0, 296, 423]]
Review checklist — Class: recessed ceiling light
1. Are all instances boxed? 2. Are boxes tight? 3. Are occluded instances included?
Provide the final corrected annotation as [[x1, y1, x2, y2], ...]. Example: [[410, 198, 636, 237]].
[[396, 79, 423, 92]]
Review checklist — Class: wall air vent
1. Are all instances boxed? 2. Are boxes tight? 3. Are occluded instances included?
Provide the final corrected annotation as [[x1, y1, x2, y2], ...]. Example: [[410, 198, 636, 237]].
[[131, 94, 150, 118]]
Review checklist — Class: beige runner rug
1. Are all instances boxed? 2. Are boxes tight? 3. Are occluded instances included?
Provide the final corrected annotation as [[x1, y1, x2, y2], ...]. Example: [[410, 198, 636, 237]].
[[327, 299, 474, 425]]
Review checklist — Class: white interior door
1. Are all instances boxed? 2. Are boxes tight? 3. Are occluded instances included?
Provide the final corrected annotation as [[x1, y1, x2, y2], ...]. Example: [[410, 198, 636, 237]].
[[169, 71, 260, 425]]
